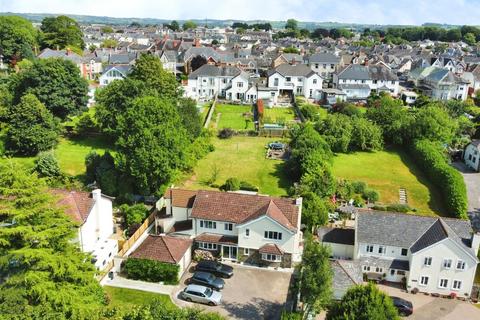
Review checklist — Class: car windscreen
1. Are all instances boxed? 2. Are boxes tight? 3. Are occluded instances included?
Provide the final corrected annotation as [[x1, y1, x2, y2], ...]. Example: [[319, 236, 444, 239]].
[[204, 287, 213, 297]]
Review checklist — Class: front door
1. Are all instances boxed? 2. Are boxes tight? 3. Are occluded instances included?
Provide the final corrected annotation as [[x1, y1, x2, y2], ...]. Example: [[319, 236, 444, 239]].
[[222, 245, 237, 260]]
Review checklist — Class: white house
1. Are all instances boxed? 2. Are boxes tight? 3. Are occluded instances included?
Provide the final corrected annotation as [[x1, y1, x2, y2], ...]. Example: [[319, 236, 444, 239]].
[[267, 64, 324, 101], [410, 66, 469, 101], [320, 210, 480, 298], [99, 65, 132, 87], [306, 52, 340, 79], [155, 188, 303, 268], [54, 189, 117, 270], [333, 64, 399, 100], [464, 140, 480, 171]]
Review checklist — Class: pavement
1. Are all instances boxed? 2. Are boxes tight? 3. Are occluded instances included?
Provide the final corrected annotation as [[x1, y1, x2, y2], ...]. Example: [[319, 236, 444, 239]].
[[101, 273, 176, 295], [451, 161, 480, 231], [172, 262, 294, 319]]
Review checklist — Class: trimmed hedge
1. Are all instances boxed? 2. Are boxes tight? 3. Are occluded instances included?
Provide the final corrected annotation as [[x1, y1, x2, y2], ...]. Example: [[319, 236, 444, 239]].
[[408, 140, 467, 219], [124, 258, 179, 284]]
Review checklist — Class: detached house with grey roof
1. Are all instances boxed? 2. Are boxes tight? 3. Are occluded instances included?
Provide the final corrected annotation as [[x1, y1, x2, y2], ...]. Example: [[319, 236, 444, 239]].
[[306, 52, 341, 79], [267, 64, 324, 101], [320, 210, 480, 298]]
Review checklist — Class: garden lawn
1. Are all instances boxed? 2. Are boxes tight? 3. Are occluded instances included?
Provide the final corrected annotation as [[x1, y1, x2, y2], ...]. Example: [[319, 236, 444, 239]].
[[264, 107, 297, 124], [182, 136, 291, 196], [213, 104, 254, 130], [332, 148, 447, 216], [104, 286, 176, 310], [0, 136, 111, 177]]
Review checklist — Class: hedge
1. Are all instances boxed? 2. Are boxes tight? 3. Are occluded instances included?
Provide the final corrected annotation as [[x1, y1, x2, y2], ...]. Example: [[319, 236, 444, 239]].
[[124, 258, 179, 284], [408, 140, 468, 219]]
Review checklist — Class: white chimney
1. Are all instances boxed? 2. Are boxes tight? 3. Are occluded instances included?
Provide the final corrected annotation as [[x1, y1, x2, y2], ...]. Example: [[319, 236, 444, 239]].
[[472, 232, 480, 256], [92, 189, 102, 240]]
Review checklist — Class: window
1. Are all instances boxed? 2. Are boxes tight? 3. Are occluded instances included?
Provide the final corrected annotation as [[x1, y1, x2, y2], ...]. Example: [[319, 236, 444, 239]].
[[264, 231, 282, 240], [378, 246, 386, 254], [315, 63, 319, 68], [261, 253, 281, 262], [224, 223, 233, 231], [245, 228, 250, 237], [397, 270, 406, 275], [401, 248, 408, 256], [323, 64, 327, 68], [313, 79, 317, 84], [420, 276, 429, 286], [330, 64, 335, 68], [298, 78, 303, 82], [222, 78, 227, 84], [244, 248, 250, 256], [375, 267, 383, 273], [366, 245, 374, 253], [456, 260, 466, 270], [200, 220, 216, 229], [424, 257, 432, 266], [439, 278, 448, 289], [274, 78, 279, 86], [363, 265, 370, 271], [286, 77, 291, 82], [443, 259, 452, 269], [452, 280, 462, 290], [237, 82, 244, 87], [198, 242, 217, 250]]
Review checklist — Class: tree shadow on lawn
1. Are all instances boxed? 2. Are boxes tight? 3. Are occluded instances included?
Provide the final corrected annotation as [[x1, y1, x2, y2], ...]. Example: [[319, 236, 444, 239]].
[[64, 135, 114, 150], [270, 161, 293, 195], [395, 147, 448, 217]]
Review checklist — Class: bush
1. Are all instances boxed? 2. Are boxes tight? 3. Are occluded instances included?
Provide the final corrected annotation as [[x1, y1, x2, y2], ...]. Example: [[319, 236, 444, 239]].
[[408, 140, 467, 219], [125, 258, 179, 284], [385, 204, 411, 213], [239, 181, 259, 192], [33, 152, 61, 178], [222, 177, 240, 191], [352, 181, 367, 194], [362, 188, 379, 202], [353, 194, 364, 207], [218, 128, 235, 139], [120, 204, 149, 229], [74, 111, 99, 136]]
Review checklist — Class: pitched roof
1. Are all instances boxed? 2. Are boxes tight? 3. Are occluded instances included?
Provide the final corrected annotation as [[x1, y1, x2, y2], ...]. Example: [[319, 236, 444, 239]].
[[410, 219, 448, 253], [188, 64, 242, 79], [163, 188, 197, 208], [190, 189, 299, 231], [195, 233, 238, 245], [308, 52, 340, 64], [337, 64, 398, 81], [268, 63, 316, 78], [130, 235, 192, 264], [318, 227, 355, 245], [259, 243, 284, 255], [51, 189, 95, 224]]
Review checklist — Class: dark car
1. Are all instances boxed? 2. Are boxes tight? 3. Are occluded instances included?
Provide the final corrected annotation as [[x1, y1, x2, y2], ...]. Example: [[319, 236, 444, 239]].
[[391, 296, 413, 316], [190, 271, 225, 290], [195, 260, 234, 278]]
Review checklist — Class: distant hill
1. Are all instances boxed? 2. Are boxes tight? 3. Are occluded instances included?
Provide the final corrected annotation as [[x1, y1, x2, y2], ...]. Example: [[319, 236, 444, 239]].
[[0, 12, 467, 31]]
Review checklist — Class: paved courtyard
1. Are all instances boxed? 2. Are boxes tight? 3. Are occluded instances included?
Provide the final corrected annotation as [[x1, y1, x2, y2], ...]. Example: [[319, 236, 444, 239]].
[[173, 263, 294, 319]]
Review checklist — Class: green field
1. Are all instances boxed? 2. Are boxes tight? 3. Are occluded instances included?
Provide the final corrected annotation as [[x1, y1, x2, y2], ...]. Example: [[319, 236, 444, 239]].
[[0, 136, 111, 177], [104, 286, 175, 310], [332, 148, 446, 216], [181, 136, 291, 196], [264, 107, 297, 124], [213, 104, 254, 130]]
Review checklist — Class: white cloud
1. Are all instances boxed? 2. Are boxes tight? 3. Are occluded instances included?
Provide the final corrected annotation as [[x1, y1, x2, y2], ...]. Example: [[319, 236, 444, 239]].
[[1, 0, 480, 25]]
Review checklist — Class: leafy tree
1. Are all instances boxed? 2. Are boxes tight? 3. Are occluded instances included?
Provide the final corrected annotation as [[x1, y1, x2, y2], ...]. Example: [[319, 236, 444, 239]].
[[300, 161, 336, 198], [5, 94, 60, 155], [34, 152, 62, 178], [363, 188, 380, 202], [115, 96, 191, 194], [168, 20, 180, 31], [182, 20, 197, 30], [0, 15, 37, 64], [316, 114, 353, 153], [326, 283, 399, 320], [299, 236, 333, 314], [101, 38, 118, 48], [301, 192, 329, 231], [350, 118, 383, 151], [0, 162, 106, 319], [332, 101, 362, 117], [190, 55, 208, 72], [222, 177, 240, 191], [283, 46, 300, 54], [88, 44, 97, 52], [464, 32, 477, 46], [120, 204, 149, 229], [311, 28, 330, 39], [285, 19, 298, 30], [101, 26, 114, 34], [40, 15, 85, 50], [410, 105, 458, 143], [11, 58, 88, 119], [177, 98, 202, 139]]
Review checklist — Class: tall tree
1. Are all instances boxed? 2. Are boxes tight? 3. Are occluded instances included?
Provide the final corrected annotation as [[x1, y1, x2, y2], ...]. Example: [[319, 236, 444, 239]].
[[0, 15, 37, 64], [182, 20, 197, 30], [0, 163, 106, 319], [5, 94, 60, 156], [168, 20, 180, 31], [40, 15, 85, 50], [11, 58, 88, 118], [177, 98, 203, 139], [299, 236, 333, 315], [410, 105, 458, 143], [285, 19, 298, 30], [326, 283, 399, 320]]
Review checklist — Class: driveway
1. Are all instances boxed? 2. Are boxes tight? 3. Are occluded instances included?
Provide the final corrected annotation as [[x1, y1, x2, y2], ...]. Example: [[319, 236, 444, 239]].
[[451, 161, 480, 231], [173, 263, 294, 319], [378, 284, 480, 320]]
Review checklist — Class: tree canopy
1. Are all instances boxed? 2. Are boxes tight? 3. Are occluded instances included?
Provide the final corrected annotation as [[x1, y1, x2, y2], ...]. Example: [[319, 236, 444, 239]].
[[0, 15, 37, 64], [182, 20, 197, 30], [40, 15, 85, 50]]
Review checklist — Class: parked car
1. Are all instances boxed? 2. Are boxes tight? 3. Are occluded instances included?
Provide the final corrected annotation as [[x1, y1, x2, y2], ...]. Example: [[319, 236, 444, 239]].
[[190, 271, 225, 290], [181, 284, 222, 306], [196, 260, 234, 278], [391, 296, 413, 316]]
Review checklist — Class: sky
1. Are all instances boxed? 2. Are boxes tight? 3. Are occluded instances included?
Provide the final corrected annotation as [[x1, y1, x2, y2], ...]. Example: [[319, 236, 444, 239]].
[[1, 0, 480, 25]]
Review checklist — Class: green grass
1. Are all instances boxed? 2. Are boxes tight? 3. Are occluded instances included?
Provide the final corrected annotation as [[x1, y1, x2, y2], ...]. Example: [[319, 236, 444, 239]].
[[332, 148, 447, 216], [104, 286, 176, 310], [181, 136, 291, 196], [213, 104, 254, 130], [264, 107, 297, 124], [0, 136, 111, 177]]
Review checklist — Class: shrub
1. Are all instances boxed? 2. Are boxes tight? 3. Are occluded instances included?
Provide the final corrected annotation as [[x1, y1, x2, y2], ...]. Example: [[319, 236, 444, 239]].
[[33, 152, 61, 178], [222, 177, 240, 191], [385, 204, 411, 213], [353, 194, 364, 207], [408, 140, 467, 219], [362, 188, 379, 202], [120, 204, 149, 229], [124, 258, 179, 284], [218, 128, 235, 139], [239, 181, 259, 192], [75, 112, 99, 136], [352, 181, 367, 194]]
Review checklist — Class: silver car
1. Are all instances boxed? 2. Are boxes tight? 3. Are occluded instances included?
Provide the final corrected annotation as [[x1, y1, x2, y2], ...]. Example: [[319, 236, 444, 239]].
[[181, 284, 222, 306]]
